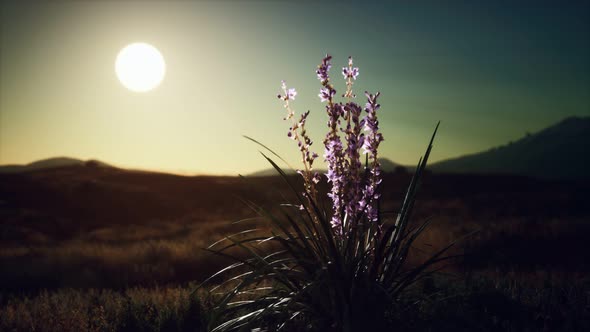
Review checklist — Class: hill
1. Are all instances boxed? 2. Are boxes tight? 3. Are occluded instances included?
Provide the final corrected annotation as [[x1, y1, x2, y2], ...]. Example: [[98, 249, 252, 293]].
[[0, 164, 251, 235], [2, 117, 588, 180], [247, 117, 590, 180], [1, 159, 588, 291], [430, 117, 590, 179], [1, 161, 586, 241], [0, 157, 111, 173]]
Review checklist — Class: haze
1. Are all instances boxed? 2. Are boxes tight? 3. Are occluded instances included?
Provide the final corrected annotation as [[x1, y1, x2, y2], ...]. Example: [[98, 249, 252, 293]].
[[1, 1, 588, 175]]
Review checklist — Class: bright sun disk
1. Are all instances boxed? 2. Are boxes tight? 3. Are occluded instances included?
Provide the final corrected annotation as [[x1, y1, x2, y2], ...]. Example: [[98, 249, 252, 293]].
[[115, 42, 165, 92]]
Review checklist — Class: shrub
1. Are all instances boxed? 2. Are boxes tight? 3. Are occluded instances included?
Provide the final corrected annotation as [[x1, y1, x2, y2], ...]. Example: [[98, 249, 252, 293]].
[[200, 55, 446, 331]]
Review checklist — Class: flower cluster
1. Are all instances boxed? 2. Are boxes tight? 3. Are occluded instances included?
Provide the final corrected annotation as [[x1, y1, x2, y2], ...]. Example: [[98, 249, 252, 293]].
[[208, 54, 438, 332], [280, 55, 384, 232], [343, 102, 364, 220], [316, 56, 347, 228], [316, 55, 332, 83], [278, 81, 321, 195], [342, 56, 359, 99], [360, 92, 384, 222]]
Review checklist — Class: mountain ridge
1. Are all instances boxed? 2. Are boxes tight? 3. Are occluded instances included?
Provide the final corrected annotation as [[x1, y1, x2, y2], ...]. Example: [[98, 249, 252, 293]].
[[2, 117, 588, 179], [429, 116, 590, 179], [0, 157, 112, 173]]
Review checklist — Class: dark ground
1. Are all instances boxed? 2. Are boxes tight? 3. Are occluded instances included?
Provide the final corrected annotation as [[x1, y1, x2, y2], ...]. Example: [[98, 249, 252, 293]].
[[0, 164, 589, 331]]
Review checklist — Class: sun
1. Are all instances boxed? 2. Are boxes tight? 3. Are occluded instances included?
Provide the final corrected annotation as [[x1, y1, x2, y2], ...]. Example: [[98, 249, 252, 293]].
[[115, 43, 166, 92]]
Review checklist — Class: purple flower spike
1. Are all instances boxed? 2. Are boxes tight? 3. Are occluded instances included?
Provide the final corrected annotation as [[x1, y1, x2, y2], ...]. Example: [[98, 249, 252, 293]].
[[343, 57, 359, 99], [279, 80, 297, 101], [342, 57, 359, 80], [361, 91, 384, 222], [280, 55, 385, 234], [316, 54, 332, 83], [319, 87, 335, 102], [278, 80, 319, 200]]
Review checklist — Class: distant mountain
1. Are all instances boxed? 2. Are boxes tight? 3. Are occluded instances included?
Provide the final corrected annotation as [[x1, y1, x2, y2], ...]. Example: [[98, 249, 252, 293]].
[[0, 157, 111, 173], [248, 168, 298, 177], [378, 158, 400, 172], [248, 158, 400, 177], [6, 116, 587, 180], [430, 117, 590, 179]]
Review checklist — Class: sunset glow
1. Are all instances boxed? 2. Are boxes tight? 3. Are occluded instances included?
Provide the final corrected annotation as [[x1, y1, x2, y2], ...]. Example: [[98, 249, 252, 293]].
[[115, 43, 165, 92], [0, 1, 588, 175]]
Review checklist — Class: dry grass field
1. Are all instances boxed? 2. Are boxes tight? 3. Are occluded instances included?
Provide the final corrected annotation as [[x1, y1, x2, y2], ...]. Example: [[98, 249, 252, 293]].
[[1, 164, 589, 330]]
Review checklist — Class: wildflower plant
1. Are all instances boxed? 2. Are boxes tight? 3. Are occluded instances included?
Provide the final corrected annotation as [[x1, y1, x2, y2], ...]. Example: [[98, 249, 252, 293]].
[[199, 55, 449, 331]]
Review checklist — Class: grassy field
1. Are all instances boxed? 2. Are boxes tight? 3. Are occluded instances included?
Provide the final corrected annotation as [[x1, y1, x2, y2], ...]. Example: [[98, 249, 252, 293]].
[[1, 165, 589, 330], [0, 286, 209, 332], [1, 274, 588, 331]]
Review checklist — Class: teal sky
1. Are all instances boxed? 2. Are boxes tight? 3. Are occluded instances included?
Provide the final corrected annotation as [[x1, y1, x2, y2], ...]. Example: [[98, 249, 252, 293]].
[[1, 1, 589, 175]]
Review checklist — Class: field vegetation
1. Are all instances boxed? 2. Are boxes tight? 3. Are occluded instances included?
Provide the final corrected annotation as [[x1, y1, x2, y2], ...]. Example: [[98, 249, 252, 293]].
[[1, 165, 589, 330]]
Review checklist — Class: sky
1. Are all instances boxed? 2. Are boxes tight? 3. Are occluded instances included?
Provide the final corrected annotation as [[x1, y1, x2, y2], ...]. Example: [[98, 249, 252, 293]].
[[1, 0, 589, 175]]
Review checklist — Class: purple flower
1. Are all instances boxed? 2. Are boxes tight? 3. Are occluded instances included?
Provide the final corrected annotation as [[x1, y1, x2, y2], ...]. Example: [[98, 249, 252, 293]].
[[316, 54, 332, 83], [364, 92, 381, 113], [323, 101, 346, 229], [319, 87, 335, 102], [362, 92, 383, 154], [342, 57, 359, 100], [342, 102, 364, 218], [278, 80, 319, 199], [278, 80, 297, 101], [342, 57, 359, 80], [343, 67, 359, 80], [360, 91, 384, 222], [281, 56, 385, 232]]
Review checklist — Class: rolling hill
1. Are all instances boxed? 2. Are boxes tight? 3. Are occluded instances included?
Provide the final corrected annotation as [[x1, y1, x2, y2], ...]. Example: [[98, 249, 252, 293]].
[[429, 117, 590, 179], [248, 117, 590, 180], [1, 117, 588, 180], [0, 157, 111, 173]]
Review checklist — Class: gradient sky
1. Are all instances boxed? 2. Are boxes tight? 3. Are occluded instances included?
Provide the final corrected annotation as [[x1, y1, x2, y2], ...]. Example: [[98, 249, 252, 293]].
[[1, 1, 589, 175]]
